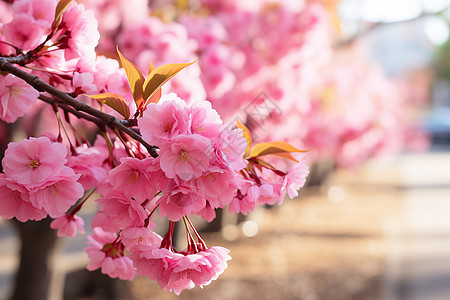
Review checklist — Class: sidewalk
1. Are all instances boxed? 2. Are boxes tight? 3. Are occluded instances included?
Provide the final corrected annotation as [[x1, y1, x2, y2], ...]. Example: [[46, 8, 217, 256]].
[[384, 151, 450, 300]]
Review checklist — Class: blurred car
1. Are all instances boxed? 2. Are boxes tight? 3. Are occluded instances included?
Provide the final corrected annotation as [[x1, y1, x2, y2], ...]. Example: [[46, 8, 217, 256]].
[[425, 106, 450, 144]]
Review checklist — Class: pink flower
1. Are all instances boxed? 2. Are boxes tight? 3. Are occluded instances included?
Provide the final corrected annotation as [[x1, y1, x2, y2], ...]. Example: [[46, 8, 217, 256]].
[[257, 182, 283, 206], [195, 170, 240, 209], [188, 100, 222, 137], [0, 74, 39, 123], [283, 156, 310, 200], [109, 157, 159, 203], [138, 94, 190, 145], [132, 246, 230, 295], [181, 16, 228, 49], [131, 247, 178, 289], [58, 2, 99, 61], [197, 202, 216, 222], [157, 185, 206, 221], [159, 134, 213, 181], [85, 227, 136, 280], [228, 181, 259, 215], [91, 190, 148, 232], [2, 136, 67, 187], [13, 0, 57, 27], [66, 144, 109, 190], [213, 127, 247, 172], [2, 13, 45, 50], [50, 214, 85, 237], [28, 166, 84, 217], [119, 226, 162, 253], [72, 72, 97, 95], [0, 174, 47, 222]]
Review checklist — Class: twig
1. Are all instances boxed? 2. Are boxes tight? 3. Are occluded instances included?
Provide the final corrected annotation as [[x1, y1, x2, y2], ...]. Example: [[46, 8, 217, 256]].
[[38, 94, 105, 128], [0, 57, 158, 158]]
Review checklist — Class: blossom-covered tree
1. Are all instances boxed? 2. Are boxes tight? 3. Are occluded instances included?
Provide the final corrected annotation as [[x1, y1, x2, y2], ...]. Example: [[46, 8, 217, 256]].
[[0, 0, 313, 298], [0, 0, 430, 298]]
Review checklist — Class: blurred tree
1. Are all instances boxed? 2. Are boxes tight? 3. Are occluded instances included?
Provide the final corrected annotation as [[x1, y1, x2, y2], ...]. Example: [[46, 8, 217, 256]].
[[435, 38, 450, 80]]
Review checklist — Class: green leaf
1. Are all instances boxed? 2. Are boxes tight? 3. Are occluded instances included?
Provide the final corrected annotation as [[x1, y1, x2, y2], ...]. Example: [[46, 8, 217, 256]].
[[236, 119, 252, 157], [88, 93, 130, 119], [249, 141, 306, 162], [142, 59, 197, 104], [117, 47, 145, 106], [51, 0, 73, 32]]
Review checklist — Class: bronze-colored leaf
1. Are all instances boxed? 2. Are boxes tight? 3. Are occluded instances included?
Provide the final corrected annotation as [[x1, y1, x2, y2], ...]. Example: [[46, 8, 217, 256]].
[[117, 47, 145, 106], [51, 0, 73, 32], [88, 93, 130, 119], [142, 60, 197, 104]]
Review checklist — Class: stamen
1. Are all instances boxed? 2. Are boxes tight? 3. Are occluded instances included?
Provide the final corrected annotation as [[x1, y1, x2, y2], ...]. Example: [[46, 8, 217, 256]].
[[163, 123, 173, 133], [28, 159, 40, 169], [179, 149, 190, 162], [125, 170, 139, 184]]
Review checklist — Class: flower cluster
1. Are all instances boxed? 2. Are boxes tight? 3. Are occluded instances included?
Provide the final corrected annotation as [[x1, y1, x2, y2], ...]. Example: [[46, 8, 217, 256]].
[[138, 94, 247, 221], [0, 1, 312, 291], [79, 0, 428, 171], [123, 224, 231, 295], [0, 0, 136, 127], [83, 92, 309, 291], [0, 136, 83, 221]]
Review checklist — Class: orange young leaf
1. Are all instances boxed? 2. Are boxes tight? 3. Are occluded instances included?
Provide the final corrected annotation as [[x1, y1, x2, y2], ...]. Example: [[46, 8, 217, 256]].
[[253, 158, 277, 171], [51, 0, 73, 32], [147, 61, 155, 76], [249, 141, 306, 162], [88, 93, 130, 119], [117, 47, 145, 106], [236, 119, 252, 157], [142, 59, 197, 104], [142, 87, 162, 109]]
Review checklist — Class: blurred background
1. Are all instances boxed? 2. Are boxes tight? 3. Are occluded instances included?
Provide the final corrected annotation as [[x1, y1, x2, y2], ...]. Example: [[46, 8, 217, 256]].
[[1, 0, 450, 299]]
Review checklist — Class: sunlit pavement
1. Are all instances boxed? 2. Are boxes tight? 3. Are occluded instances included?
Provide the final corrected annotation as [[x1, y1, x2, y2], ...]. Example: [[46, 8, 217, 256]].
[[384, 150, 450, 300]]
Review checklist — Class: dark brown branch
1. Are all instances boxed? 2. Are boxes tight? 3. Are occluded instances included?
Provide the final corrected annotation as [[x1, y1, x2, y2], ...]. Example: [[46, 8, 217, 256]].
[[0, 57, 158, 158], [38, 94, 105, 128]]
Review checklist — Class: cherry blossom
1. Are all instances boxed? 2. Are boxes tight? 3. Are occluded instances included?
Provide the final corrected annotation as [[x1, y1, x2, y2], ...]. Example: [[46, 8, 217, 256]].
[[72, 72, 97, 95], [0, 174, 47, 222], [12, 0, 57, 27], [283, 156, 310, 200], [91, 190, 148, 232], [57, 2, 99, 61], [2, 13, 45, 50], [85, 227, 136, 280], [139, 94, 190, 145], [66, 144, 109, 190], [50, 214, 85, 237], [28, 166, 84, 217], [108, 157, 160, 203], [2, 136, 67, 187], [159, 134, 213, 181], [0, 74, 39, 123], [128, 222, 231, 295]]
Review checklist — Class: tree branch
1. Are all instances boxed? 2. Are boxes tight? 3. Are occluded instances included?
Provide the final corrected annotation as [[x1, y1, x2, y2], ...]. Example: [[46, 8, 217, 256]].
[[38, 94, 105, 128], [0, 57, 159, 158]]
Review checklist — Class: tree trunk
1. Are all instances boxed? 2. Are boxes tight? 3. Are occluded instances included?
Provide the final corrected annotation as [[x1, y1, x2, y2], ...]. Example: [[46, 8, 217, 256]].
[[10, 218, 58, 300]]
